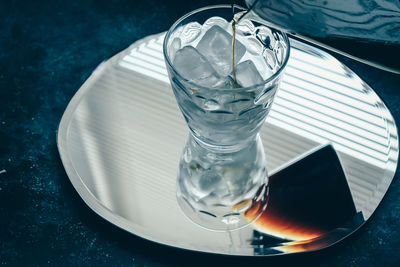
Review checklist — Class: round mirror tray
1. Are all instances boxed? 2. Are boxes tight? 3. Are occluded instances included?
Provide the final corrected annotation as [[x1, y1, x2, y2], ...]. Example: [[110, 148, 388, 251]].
[[57, 33, 398, 256]]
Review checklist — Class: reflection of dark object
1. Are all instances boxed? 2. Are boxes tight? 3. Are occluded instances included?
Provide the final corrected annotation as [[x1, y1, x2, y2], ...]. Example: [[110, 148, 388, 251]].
[[252, 212, 364, 254], [247, 144, 358, 242], [312, 37, 399, 74]]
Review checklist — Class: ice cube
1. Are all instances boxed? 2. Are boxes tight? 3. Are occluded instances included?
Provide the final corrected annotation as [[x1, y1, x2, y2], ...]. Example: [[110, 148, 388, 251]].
[[199, 170, 223, 193], [212, 75, 239, 89], [196, 25, 246, 77], [234, 60, 264, 87], [203, 16, 229, 32], [169, 37, 181, 60], [181, 22, 202, 46], [173, 46, 220, 87]]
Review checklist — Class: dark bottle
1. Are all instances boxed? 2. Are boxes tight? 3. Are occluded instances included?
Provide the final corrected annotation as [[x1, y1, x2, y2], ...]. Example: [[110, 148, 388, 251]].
[[245, 0, 400, 74]]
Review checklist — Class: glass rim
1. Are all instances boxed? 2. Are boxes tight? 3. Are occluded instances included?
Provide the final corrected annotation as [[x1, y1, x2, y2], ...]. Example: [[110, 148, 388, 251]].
[[163, 4, 291, 92]]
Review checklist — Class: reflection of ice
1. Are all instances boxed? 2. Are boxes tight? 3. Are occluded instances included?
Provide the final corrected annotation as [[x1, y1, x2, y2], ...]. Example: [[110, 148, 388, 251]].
[[176, 134, 268, 231]]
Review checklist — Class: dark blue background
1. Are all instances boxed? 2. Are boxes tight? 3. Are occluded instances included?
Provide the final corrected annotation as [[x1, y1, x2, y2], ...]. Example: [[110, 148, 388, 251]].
[[1, 0, 399, 266]]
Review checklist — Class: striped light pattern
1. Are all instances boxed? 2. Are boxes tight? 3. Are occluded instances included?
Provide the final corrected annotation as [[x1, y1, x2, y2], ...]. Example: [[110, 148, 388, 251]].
[[120, 33, 397, 219]]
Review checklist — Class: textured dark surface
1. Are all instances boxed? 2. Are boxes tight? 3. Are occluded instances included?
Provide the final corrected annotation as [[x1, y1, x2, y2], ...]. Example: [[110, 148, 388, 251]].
[[0, 0, 399, 266]]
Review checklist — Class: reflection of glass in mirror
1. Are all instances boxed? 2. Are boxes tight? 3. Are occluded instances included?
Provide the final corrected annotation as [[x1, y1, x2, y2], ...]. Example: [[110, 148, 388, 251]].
[[177, 134, 268, 231]]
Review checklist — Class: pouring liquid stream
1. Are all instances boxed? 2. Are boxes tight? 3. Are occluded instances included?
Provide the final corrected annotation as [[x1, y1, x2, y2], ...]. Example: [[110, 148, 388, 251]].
[[231, 19, 237, 85]]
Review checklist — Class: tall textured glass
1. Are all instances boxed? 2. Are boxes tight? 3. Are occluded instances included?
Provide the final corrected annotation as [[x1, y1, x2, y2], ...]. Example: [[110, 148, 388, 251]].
[[163, 5, 290, 231]]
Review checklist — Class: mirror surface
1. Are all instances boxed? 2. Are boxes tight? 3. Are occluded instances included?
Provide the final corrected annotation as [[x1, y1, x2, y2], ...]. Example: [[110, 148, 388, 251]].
[[57, 33, 398, 256]]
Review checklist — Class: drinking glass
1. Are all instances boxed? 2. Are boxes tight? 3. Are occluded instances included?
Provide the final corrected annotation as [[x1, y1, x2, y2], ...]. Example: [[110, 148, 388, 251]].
[[163, 5, 290, 231]]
